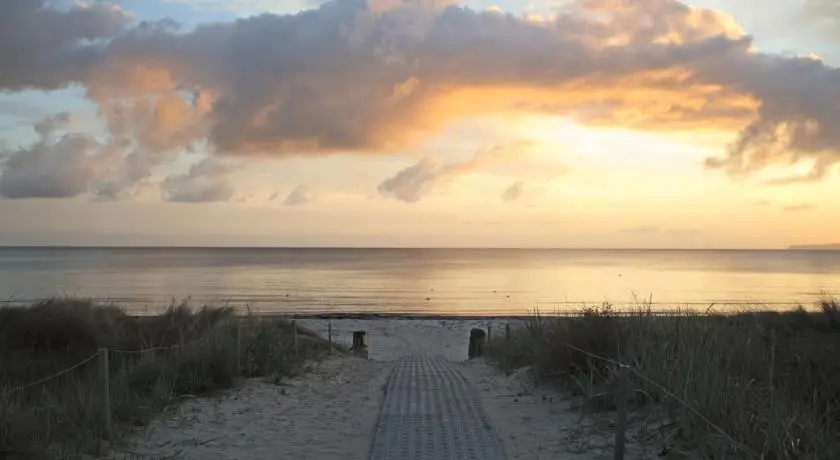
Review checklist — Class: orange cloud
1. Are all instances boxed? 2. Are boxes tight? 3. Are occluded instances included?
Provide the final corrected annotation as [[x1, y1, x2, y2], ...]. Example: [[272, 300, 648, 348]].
[[3, 0, 840, 189]]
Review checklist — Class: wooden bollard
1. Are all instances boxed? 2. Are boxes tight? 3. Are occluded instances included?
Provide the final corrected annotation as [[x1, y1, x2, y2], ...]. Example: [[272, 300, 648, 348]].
[[351, 330, 367, 356], [468, 328, 487, 359]]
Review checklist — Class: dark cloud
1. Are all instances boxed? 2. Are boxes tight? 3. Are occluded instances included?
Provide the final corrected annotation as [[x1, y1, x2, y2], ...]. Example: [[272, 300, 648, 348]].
[[284, 186, 313, 206], [161, 157, 236, 202], [379, 143, 529, 203], [0, 0, 130, 91], [0, 114, 120, 198], [378, 159, 441, 203], [500, 180, 524, 203], [0, 113, 160, 199], [2, 0, 840, 185]]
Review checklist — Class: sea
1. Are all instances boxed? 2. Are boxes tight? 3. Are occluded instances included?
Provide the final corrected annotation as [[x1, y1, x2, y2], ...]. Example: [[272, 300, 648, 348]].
[[0, 247, 838, 315]]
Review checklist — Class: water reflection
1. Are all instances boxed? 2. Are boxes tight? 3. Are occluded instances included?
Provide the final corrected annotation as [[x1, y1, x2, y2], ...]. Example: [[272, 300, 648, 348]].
[[0, 248, 838, 314]]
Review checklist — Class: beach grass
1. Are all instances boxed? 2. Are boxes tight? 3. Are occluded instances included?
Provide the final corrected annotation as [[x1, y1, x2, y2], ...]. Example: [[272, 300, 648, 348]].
[[0, 299, 332, 459], [485, 299, 840, 459]]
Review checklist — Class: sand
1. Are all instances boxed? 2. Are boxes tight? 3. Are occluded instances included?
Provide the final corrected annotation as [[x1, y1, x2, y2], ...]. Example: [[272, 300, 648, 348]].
[[459, 360, 677, 460], [296, 318, 518, 361], [112, 356, 390, 460], [111, 318, 674, 460]]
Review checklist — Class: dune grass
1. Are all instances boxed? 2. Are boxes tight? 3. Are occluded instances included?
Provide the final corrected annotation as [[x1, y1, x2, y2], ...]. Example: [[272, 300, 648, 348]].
[[0, 299, 333, 459], [485, 300, 840, 459]]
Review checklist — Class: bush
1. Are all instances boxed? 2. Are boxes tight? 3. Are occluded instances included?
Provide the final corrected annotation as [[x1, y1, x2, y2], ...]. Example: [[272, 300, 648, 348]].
[[485, 301, 840, 459], [0, 300, 324, 458]]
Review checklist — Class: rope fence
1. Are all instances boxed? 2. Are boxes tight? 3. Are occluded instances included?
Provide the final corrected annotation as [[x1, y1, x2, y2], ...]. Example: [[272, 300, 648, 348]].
[[500, 323, 760, 460], [0, 352, 99, 397], [0, 319, 312, 440]]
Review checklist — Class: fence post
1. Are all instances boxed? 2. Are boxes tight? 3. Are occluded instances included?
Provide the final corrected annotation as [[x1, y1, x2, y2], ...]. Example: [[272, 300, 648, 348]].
[[328, 322, 332, 355], [613, 364, 629, 460], [98, 348, 111, 439], [292, 319, 299, 356], [236, 325, 242, 374]]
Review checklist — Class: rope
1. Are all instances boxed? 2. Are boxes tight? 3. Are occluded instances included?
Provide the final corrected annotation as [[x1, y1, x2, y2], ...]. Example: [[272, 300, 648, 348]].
[[109, 338, 209, 355], [552, 338, 759, 458], [628, 367, 759, 458], [560, 341, 629, 368], [0, 325, 277, 398], [0, 352, 99, 397]]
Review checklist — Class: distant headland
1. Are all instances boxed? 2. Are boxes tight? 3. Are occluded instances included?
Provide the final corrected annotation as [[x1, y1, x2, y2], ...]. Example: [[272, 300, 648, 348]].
[[788, 243, 840, 251]]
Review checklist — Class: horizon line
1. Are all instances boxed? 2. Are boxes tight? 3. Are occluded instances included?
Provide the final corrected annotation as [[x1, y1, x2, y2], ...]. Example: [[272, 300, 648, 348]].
[[0, 244, 823, 251]]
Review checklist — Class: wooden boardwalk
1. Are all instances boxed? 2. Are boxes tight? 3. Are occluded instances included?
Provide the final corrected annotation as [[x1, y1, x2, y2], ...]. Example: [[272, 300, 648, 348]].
[[369, 356, 506, 460]]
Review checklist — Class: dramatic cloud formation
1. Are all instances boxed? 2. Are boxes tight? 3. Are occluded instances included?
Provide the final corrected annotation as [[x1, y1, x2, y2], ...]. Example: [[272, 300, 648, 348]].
[[0, 0, 131, 91], [284, 186, 313, 206], [0, 114, 144, 199], [379, 143, 530, 202], [3, 0, 840, 201], [501, 180, 525, 202], [161, 157, 237, 202]]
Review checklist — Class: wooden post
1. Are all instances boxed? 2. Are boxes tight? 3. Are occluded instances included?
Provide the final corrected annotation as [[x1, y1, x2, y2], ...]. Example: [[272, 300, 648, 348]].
[[351, 331, 367, 355], [292, 320, 299, 356], [468, 328, 487, 359], [236, 325, 242, 374], [98, 348, 111, 439], [328, 322, 332, 355], [613, 364, 629, 460]]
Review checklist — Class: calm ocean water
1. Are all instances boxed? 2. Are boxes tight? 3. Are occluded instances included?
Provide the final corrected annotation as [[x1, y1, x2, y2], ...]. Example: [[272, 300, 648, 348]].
[[0, 247, 838, 315]]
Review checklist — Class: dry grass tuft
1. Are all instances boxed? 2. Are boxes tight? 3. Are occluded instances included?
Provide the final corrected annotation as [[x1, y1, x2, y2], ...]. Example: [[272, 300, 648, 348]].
[[486, 299, 840, 459], [0, 299, 329, 459]]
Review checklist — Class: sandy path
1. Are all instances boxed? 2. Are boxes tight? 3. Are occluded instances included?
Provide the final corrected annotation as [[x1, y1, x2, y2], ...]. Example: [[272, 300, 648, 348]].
[[112, 356, 391, 460], [297, 318, 517, 361], [459, 359, 674, 460], [111, 319, 676, 460]]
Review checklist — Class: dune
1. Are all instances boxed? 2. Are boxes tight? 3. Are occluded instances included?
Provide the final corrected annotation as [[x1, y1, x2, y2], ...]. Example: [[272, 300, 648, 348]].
[[111, 318, 658, 460]]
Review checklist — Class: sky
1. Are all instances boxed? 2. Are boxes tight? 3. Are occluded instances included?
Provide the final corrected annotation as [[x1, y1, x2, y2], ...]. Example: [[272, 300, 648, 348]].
[[1, 0, 839, 248]]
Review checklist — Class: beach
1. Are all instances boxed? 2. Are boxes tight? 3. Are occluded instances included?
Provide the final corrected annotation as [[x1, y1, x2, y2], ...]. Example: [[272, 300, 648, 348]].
[[110, 318, 667, 460]]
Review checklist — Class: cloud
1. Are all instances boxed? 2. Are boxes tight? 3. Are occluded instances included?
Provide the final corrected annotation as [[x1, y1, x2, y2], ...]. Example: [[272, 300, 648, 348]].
[[3, 0, 840, 184], [620, 225, 663, 235], [0, 114, 132, 199], [161, 157, 237, 202], [162, 0, 308, 14], [500, 180, 525, 202], [378, 142, 529, 202], [0, 0, 131, 91], [0, 100, 44, 120], [804, 0, 840, 33], [0, 112, 165, 200], [763, 165, 834, 185], [284, 186, 313, 206], [782, 203, 814, 212]]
